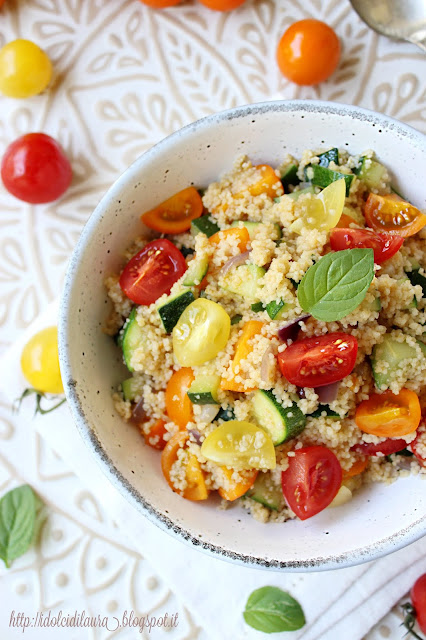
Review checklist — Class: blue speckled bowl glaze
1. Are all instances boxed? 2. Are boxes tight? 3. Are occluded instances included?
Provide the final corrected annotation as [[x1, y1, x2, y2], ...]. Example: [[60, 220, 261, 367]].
[[59, 100, 426, 571]]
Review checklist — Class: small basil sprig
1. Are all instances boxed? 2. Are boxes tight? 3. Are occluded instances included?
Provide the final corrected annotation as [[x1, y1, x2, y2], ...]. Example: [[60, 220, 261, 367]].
[[243, 586, 305, 633], [0, 485, 42, 568], [297, 248, 374, 322]]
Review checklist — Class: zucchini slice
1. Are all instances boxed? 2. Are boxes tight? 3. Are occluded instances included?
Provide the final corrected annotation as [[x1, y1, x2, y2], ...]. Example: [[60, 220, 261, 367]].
[[354, 156, 388, 190], [191, 215, 220, 238], [310, 405, 340, 420], [157, 290, 195, 333], [121, 308, 145, 372], [187, 374, 221, 405], [252, 389, 306, 445], [317, 148, 339, 167], [121, 377, 141, 402], [215, 406, 236, 422], [183, 255, 209, 286], [280, 164, 300, 189], [265, 299, 290, 320], [371, 333, 426, 389], [304, 164, 354, 196], [220, 264, 266, 302], [406, 269, 426, 298], [245, 473, 284, 511]]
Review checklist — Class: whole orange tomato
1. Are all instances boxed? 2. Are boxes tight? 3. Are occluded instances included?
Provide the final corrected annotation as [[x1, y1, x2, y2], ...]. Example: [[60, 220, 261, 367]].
[[277, 19, 341, 85], [138, 0, 181, 7], [197, 0, 246, 10]]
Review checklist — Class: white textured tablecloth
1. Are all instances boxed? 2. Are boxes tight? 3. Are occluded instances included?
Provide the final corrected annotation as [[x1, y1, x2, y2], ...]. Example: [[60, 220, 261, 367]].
[[1, 1, 426, 638], [1, 303, 426, 640]]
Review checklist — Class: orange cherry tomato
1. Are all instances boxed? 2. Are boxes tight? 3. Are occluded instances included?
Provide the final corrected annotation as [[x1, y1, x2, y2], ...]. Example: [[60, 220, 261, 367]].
[[364, 193, 426, 237], [342, 457, 368, 479], [277, 19, 341, 86], [0, 1, 6, 8], [235, 164, 283, 199], [161, 431, 209, 501], [221, 320, 264, 392], [165, 368, 194, 429], [197, 0, 246, 10], [142, 419, 168, 450], [335, 213, 357, 228], [141, 186, 203, 234], [218, 467, 258, 501], [355, 389, 421, 438], [209, 227, 250, 253], [138, 0, 181, 7]]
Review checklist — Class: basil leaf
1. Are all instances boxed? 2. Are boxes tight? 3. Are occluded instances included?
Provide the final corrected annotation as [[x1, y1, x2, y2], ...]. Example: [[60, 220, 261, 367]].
[[297, 248, 374, 321], [0, 485, 37, 568], [243, 586, 305, 633]]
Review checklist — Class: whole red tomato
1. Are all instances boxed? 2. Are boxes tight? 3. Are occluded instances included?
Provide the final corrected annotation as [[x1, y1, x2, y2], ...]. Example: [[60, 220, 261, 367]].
[[1, 133, 72, 204], [411, 573, 426, 634]]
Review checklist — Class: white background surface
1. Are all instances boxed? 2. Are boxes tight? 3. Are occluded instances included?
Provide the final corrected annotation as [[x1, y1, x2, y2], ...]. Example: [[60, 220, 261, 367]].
[[1, 0, 426, 638]]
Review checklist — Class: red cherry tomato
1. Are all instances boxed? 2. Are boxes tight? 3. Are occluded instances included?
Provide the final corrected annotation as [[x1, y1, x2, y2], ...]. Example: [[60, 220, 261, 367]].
[[351, 438, 408, 456], [119, 239, 187, 305], [410, 419, 426, 466], [276, 19, 341, 86], [281, 446, 342, 520], [277, 332, 358, 388], [411, 573, 426, 634], [1, 133, 72, 204], [329, 228, 404, 265]]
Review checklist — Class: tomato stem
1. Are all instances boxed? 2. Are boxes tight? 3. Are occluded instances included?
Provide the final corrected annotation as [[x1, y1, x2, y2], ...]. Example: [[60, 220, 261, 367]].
[[14, 388, 66, 416], [401, 603, 425, 639]]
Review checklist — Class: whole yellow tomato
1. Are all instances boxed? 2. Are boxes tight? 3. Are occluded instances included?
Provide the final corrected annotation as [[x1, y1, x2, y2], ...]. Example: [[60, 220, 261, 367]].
[[21, 327, 64, 394], [0, 39, 53, 98]]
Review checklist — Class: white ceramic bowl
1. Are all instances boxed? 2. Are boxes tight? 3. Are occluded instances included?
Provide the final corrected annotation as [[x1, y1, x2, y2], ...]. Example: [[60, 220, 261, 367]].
[[59, 100, 426, 571]]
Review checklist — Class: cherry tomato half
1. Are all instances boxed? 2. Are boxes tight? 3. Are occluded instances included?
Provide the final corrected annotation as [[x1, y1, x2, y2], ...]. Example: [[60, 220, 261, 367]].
[[141, 187, 203, 234], [0, 39, 52, 98], [119, 239, 187, 305], [410, 419, 426, 467], [351, 438, 408, 457], [364, 193, 426, 237], [281, 446, 342, 520], [329, 228, 404, 264], [165, 368, 194, 429], [197, 0, 246, 10], [277, 332, 358, 388], [138, 0, 180, 6], [276, 19, 341, 86], [411, 574, 426, 634], [355, 389, 421, 438], [1, 133, 72, 204]]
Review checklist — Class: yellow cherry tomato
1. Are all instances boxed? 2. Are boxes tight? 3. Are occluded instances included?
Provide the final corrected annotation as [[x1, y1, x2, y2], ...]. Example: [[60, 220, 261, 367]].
[[172, 299, 231, 367], [290, 178, 346, 234], [20, 327, 64, 394], [0, 39, 53, 98], [201, 421, 276, 470]]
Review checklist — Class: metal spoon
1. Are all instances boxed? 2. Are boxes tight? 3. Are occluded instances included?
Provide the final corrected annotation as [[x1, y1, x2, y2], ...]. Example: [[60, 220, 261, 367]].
[[350, 0, 426, 52]]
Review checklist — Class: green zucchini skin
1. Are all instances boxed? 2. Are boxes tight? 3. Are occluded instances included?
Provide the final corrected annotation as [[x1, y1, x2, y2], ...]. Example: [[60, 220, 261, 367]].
[[121, 308, 145, 372], [187, 374, 220, 405], [157, 290, 195, 333], [304, 164, 354, 196], [252, 389, 306, 445], [191, 215, 220, 238]]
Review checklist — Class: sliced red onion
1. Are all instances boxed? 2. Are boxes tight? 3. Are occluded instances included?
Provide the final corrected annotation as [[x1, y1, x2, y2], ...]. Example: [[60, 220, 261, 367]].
[[129, 398, 147, 425], [220, 251, 251, 276], [260, 346, 274, 383], [198, 404, 221, 423], [188, 428, 203, 445], [278, 314, 310, 343], [315, 381, 340, 403]]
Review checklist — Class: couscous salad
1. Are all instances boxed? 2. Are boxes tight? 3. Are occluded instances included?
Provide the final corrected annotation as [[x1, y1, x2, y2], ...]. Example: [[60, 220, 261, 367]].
[[105, 149, 426, 522]]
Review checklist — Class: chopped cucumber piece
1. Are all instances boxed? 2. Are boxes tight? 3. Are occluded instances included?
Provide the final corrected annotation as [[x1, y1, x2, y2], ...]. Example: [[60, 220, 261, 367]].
[[371, 333, 426, 389], [180, 246, 195, 258], [187, 374, 221, 405], [280, 164, 300, 189], [406, 269, 426, 298], [252, 390, 306, 445], [265, 299, 290, 320], [304, 164, 354, 196], [230, 220, 282, 242], [220, 264, 266, 302], [251, 302, 264, 313], [286, 185, 316, 201], [310, 405, 340, 420], [231, 314, 242, 325], [368, 297, 381, 312], [355, 156, 388, 190], [121, 377, 141, 402], [157, 290, 195, 333], [183, 256, 209, 286], [317, 148, 339, 167], [245, 473, 284, 511], [215, 406, 236, 422], [121, 308, 145, 372], [191, 215, 220, 238], [398, 277, 418, 309]]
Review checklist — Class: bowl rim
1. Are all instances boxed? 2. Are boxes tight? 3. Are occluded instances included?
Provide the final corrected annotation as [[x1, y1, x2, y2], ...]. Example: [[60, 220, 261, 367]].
[[59, 99, 426, 572]]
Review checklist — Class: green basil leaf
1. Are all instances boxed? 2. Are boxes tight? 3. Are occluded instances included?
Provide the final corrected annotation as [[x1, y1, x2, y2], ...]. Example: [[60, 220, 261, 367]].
[[243, 586, 305, 633], [297, 248, 374, 321], [0, 485, 37, 568]]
